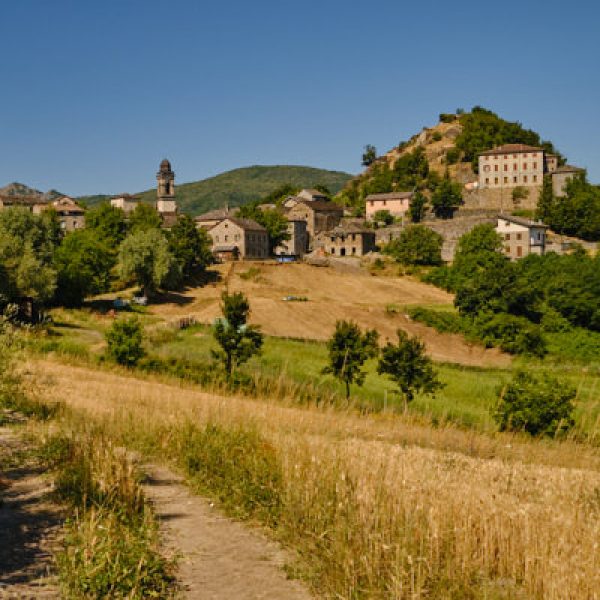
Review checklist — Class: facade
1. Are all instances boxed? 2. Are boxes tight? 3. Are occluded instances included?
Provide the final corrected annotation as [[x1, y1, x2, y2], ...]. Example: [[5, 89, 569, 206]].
[[275, 219, 308, 257], [478, 144, 554, 190], [495, 214, 547, 260], [286, 200, 343, 241], [551, 165, 585, 197], [316, 224, 377, 257], [111, 194, 139, 214], [49, 196, 85, 231], [208, 217, 269, 260], [365, 191, 413, 221], [156, 159, 178, 223]]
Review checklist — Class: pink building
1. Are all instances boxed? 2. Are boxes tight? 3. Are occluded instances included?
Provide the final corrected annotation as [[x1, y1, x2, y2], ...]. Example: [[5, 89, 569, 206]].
[[365, 192, 413, 221]]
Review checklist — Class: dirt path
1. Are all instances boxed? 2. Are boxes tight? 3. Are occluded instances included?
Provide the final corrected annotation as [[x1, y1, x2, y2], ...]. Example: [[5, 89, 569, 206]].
[[0, 424, 62, 599], [142, 464, 312, 600]]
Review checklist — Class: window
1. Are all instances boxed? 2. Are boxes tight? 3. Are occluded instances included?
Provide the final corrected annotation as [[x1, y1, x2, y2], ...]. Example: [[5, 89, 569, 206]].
[[532, 153, 537, 158], [383, 200, 387, 206], [224, 235, 228, 242], [533, 175, 538, 183], [485, 177, 490, 184], [504, 177, 508, 184], [513, 176, 518, 183], [523, 163, 527, 170], [505, 246, 510, 254], [523, 153, 528, 158], [505, 233, 510, 240], [533, 162, 537, 169], [352, 247, 356, 255], [516, 233, 522, 241], [517, 246, 523, 257], [494, 177, 499, 184], [504, 154, 508, 159], [523, 175, 528, 183], [513, 154, 517, 158], [331, 248, 335, 254], [514, 163, 518, 171], [494, 165, 498, 172], [504, 164, 508, 171]]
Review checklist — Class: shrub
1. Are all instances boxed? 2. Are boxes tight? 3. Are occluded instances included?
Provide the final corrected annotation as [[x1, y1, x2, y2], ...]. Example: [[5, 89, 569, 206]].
[[445, 148, 460, 164], [407, 307, 465, 334], [384, 225, 443, 266], [105, 317, 145, 367], [494, 372, 576, 437], [439, 113, 456, 123], [431, 131, 442, 142], [475, 313, 547, 357]]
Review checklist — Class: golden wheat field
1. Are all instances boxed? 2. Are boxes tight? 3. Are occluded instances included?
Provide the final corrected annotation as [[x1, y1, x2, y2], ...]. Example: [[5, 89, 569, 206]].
[[30, 357, 600, 599]]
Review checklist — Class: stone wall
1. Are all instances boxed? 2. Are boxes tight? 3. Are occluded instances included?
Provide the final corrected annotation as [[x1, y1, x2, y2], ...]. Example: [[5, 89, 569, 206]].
[[463, 186, 541, 211]]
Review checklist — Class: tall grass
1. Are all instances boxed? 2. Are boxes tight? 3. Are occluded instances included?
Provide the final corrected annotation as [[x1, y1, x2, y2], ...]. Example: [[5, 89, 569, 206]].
[[38, 361, 600, 599]]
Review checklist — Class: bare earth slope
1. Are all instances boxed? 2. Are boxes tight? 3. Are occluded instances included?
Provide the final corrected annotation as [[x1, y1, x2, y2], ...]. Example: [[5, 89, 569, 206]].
[[151, 262, 509, 367]]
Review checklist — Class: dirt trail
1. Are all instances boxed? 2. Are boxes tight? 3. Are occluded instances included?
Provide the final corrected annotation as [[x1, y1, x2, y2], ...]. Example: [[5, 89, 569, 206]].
[[0, 425, 62, 599], [142, 464, 312, 599]]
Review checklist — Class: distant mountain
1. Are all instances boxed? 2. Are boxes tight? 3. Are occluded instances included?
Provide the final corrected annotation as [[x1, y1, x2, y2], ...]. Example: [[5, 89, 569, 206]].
[[136, 165, 353, 215], [78, 165, 353, 215], [0, 182, 64, 201]]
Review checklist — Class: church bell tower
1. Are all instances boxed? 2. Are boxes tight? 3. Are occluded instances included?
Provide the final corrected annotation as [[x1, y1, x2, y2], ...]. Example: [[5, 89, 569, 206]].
[[156, 158, 177, 214]]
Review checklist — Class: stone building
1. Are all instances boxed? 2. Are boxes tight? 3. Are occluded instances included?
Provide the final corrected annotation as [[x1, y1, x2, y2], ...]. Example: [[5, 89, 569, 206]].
[[275, 219, 308, 257], [495, 214, 547, 260], [48, 196, 85, 232], [156, 158, 178, 226], [478, 144, 551, 191], [551, 165, 585, 197], [286, 199, 343, 243], [110, 194, 139, 214], [208, 217, 269, 260], [194, 207, 234, 230], [316, 224, 377, 257], [365, 191, 413, 221], [297, 188, 329, 202], [0, 195, 45, 211]]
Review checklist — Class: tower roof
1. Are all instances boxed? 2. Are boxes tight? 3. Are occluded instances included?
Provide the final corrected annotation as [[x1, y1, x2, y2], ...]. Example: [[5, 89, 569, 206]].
[[159, 158, 172, 172]]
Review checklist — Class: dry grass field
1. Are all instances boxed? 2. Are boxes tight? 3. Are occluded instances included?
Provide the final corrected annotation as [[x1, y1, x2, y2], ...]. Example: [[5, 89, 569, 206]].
[[31, 358, 600, 599], [149, 262, 509, 367]]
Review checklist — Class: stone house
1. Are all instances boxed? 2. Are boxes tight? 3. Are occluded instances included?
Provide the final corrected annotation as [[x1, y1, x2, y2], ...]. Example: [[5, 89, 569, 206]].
[[365, 191, 413, 221], [194, 208, 234, 230], [297, 188, 329, 202], [110, 194, 139, 214], [316, 224, 377, 257], [275, 219, 308, 257], [551, 165, 585, 197], [495, 214, 547, 260], [48, 196, 85, 232], [208, 217, 269, 260], [286, 200, 343, 242]]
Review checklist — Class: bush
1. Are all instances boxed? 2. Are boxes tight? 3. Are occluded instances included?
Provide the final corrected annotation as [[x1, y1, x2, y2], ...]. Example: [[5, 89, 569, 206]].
[[494, 372, 576, 437], [384, 225, 443, 266], [445, 148, 460, 165], [475, 313, 547, 357], [105, 317, 145, 367], [407, 307, 465, 335], [439, 113, 456, 123], [431, 131, 442, 142]]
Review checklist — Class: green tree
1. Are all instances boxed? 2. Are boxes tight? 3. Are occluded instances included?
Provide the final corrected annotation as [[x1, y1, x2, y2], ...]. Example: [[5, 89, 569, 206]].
[[494, 371, 576, 437], [237, 206, 289, 254], [105, 317, 145, 367], [362, 144, 377, 167], [377, 329, 443, 410], [85, 204, 128, 246], [384, 225, 443, 266], [372, 210, 394, 225], [511, 186, 529, 205], [408, 191, 427, 223], [455, 223, 503, 256], [0, 208, 57, 307], [129, 203, 162, 233], [535, 175, 555, 222], [323, 320, 379, 399], [430, 171, 462, 218], [53, 229, 114, 306], [167, 215, 213, 279], [117, 229, 181, 298], [212, 291, 264, 377]]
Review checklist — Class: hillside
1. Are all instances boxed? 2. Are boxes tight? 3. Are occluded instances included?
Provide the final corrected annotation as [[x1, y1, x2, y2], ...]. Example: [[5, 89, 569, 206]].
[[79, 165, 352, 215], [336, 107, 564, 211]]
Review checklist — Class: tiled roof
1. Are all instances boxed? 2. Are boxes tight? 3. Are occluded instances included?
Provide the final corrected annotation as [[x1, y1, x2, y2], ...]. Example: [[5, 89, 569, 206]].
[[498, 214, 548, 228], [194, 208, 230, 221], [223, 217, 266, 232], [479, 144, 542, 156], [365, 192, 413, 201]]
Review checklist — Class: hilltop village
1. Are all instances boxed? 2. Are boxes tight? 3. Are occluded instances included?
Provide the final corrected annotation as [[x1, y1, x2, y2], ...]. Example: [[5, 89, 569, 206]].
[[0, 135, 591, 265]]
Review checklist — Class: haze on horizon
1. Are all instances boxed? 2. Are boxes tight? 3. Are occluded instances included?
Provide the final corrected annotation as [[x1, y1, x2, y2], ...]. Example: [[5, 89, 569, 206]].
[[1, 0, 599, 196]]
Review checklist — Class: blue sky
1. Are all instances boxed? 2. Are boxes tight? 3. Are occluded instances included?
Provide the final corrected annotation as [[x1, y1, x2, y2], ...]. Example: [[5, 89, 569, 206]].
[[1, 0, 599, 195]]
